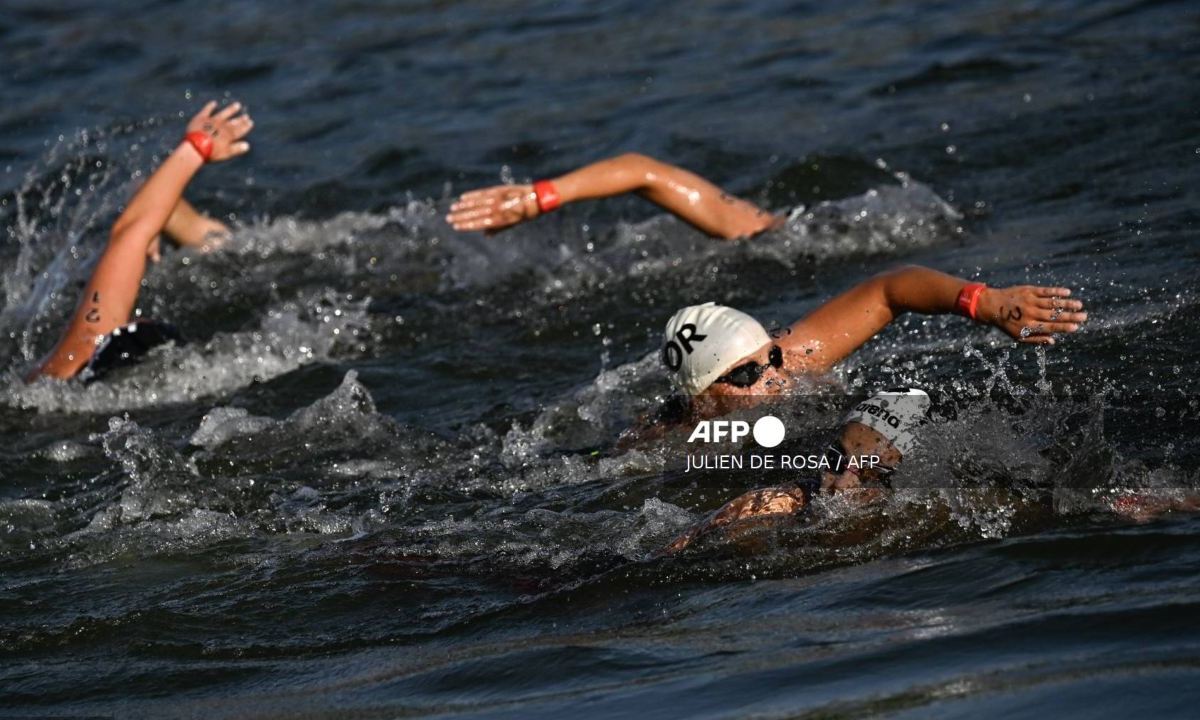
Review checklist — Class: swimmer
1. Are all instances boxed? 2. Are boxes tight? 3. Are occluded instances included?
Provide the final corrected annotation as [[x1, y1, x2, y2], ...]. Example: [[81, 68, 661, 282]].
[[665, 388, 929, 553], [446, 152, 778, 238], [647, 266, 1085, 427], [637, 269, 1085, 549], [25, 101, 253, 382]]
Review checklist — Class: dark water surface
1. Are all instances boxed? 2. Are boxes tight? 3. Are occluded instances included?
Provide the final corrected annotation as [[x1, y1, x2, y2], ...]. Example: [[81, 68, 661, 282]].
[[2, 0, 1199, 717]]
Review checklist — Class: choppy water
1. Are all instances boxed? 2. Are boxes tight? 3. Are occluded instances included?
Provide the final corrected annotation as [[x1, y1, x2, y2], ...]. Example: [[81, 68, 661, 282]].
[[2, 0, 1199, 717]]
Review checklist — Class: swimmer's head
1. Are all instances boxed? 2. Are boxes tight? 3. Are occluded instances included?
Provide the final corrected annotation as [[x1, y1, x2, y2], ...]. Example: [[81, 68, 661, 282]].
[[661, 303, 773, 396], [823, 388, 930, 490]]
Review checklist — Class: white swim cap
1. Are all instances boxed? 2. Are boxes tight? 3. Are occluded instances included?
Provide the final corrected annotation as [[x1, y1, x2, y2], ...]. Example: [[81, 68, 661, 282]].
[[661, 302, 771, 396], [841, 388, 930, 457]]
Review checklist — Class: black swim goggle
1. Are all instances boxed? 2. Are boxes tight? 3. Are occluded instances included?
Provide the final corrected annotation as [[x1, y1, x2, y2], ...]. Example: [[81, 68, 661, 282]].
[[712, 345, 784, 388], [821, 441, 897, 487]]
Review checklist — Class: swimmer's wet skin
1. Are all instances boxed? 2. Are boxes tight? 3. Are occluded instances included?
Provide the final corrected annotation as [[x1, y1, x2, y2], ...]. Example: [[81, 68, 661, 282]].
[[27, 101, 253, 382], [448, 152, 779, 239]]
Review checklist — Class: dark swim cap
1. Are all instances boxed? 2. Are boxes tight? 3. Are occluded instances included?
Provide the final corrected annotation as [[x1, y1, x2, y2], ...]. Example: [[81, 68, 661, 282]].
[[81, 320, 185, 384]]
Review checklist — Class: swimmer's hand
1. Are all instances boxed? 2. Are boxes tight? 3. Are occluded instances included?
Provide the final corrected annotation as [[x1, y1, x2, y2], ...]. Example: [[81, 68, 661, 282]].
[[979, 286, 1087, 345], [446, 184, 539, 234], [662, 485, 807, 554], [187, 101, 254, 162]]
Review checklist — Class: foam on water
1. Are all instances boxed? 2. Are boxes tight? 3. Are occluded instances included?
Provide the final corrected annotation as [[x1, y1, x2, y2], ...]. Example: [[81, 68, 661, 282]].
[[776, 172, 962, 257], [1, 125, 967, 426], [3, 1, 1199, 715], [8, 336, 1176, 577]]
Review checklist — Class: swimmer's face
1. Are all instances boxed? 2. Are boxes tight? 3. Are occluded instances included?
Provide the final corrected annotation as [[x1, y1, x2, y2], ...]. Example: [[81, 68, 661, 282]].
[[698, 342, 788, 400], [821, 421, 902, 492]]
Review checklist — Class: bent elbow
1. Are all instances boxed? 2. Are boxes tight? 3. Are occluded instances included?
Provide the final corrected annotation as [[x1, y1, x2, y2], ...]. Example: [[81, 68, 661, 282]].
[[109, 219, 131, 244], [613, 151, 655, 166], [880, 263, 927, 278], [874, 264, 928, 314], [613, 152, 663, 186], [626, 152, 684, 201], [109, 216, 139, 246]]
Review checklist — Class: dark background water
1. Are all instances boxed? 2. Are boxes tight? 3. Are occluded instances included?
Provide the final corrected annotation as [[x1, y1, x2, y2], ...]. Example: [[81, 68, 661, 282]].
[[2, 0, 1200, 717]]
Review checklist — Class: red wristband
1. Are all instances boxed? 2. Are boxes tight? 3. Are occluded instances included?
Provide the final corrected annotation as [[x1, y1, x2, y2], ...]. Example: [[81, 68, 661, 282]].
[[955, 283, 987, 320], [532, 180, 560, 213], [184, 131, 213, 162]]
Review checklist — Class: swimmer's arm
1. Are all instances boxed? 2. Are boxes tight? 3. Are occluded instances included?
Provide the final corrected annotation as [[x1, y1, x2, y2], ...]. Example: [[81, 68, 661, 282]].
[[162, 199, 230, 250], [31, 148, 205, 379], [448, 153, 778, 239], [776, 265, 1089, 373], [554, 154, 778, 238], [662, 484, 807, 553], [28, 102, 252, 381]]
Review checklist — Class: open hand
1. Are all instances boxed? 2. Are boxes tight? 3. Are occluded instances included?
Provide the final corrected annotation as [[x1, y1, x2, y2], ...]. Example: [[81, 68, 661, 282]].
[[446, 184, 539, 233], [187, 101, 254, 162], [979, 285, 1087, 345]]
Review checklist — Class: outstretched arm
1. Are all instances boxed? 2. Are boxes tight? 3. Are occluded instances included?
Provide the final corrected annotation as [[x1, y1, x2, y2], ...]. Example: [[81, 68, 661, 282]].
[[776, 265, 1089, 374], [447, 153, 778, 239], [29, 101, 253, 380]]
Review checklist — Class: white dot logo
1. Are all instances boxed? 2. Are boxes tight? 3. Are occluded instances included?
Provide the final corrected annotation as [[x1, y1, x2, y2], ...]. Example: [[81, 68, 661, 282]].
[[752, 415, 785, 448]]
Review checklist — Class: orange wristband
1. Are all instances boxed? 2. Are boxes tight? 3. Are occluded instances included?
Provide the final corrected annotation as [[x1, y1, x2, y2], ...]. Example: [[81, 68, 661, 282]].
[[533, 180, 560, 213], [184, 131, 213, 162], [955, 283, 987, 320]]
